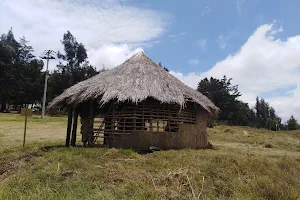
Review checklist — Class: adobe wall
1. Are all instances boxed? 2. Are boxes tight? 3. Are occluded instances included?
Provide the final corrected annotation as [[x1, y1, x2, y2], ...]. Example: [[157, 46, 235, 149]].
[[108, 107, 208, 150]]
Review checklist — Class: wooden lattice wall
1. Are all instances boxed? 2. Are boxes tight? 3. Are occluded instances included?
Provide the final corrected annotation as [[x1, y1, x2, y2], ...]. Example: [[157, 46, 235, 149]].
[[94, 99, 196, 136]]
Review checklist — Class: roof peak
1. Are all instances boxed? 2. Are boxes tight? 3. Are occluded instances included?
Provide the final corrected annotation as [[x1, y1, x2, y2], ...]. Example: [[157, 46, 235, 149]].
[[131, 51, 146, 59], [136, 51, 145, 55]]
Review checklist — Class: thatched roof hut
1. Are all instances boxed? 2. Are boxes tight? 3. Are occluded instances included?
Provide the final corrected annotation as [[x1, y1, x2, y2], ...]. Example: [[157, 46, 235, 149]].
[[49, 52, 219, 150]]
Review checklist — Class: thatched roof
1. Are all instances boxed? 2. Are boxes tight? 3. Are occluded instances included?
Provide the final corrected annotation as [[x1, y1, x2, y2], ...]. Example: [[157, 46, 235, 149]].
[[48, 52, 219, 115]]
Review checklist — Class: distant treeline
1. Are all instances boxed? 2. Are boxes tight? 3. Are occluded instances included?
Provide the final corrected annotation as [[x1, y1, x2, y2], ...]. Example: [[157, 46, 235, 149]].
[[0, 29, 102, 112], [197, 76, 299, 130], [0, 28, 299, 130]]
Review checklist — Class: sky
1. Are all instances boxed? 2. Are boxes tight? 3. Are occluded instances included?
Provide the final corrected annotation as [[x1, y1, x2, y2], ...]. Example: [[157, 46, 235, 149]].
[[0, 0, 300, 121]]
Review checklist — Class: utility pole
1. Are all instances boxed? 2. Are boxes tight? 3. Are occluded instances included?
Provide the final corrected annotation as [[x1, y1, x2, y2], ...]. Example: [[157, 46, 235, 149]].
[[40, 50, 55, 119]]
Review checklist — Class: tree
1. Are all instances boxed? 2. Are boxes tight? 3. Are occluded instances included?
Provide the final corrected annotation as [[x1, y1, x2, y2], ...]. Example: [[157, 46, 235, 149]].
[[57, 31, 88, 86], [197, 76, 241, 120], [255, 97, 281, 130], [47, 62, 100, 102], [197, 77, 283, 129], [227, 101, 256, 126], [0, 40, 15, 111], [46, 31, 103, 102], [12, 37, 44, 106], [0, 29, 44, 110], [0, 29, 19, 111], [287, 115, 299, 130]]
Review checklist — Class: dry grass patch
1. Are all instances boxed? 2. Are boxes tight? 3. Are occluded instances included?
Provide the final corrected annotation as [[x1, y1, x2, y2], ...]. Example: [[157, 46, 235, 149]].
[[0, 148, 300, 200], [0, 114, 300, 199]]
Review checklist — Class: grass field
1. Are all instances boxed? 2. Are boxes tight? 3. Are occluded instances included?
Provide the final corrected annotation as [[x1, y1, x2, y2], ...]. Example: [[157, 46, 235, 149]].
[[0, 113, 300, 200]]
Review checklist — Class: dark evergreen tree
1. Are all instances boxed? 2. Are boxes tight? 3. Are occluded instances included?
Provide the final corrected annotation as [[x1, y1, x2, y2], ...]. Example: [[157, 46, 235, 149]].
[[197, 76, 241, 120], [197, 77, 282, 129], [0, 29, 19, 111], [287, 115, 299, 130], [57, 31, 88, 86], [46, 31, 103, 102], [254, 97, 281, 130], [12, 37, 44, 106], [0, 29, 44, 110], [47, 62, 101, 102]]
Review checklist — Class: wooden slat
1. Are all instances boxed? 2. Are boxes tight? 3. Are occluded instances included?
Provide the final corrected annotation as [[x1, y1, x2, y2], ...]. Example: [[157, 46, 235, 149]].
[[93, 99, 197, 139]]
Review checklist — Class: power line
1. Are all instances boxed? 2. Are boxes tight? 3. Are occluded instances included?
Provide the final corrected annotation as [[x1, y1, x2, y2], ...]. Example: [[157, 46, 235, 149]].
[[40, 50, 56, 119]]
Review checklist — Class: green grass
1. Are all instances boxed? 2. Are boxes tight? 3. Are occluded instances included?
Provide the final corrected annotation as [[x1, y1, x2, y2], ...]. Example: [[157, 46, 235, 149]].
[[0, 113, 300, 199], [0, 113, 68, 159]]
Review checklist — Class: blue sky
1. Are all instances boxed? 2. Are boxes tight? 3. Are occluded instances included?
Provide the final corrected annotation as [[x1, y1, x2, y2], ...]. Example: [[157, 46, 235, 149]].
[[135, 0, 300, 73], [0, 0, 299, 121]]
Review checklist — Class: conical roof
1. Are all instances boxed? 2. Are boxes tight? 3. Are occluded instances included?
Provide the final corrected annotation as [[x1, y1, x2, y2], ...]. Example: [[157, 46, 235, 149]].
[[49, 52, 219, 115]]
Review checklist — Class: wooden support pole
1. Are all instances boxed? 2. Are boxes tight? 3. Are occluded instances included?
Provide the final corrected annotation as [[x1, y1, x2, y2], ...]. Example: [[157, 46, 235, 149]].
[[134, 106, 136, 131], [65, 108, 73, 147], [142, 102, 145, 130], [88, 100, 95, 146], [168, 104, 171, 132], [71, 108, 79, 146], [111, 103, 115, 131], [23, 108, 28, 148], [150, 103, 153, 131], [107, 102, 115, 146]]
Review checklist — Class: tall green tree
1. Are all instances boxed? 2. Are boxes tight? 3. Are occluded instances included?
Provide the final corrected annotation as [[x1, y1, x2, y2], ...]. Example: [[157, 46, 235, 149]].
[[197, 76, 241, 120], [47, 62, 100, 102], [57, 31, 88, 86], [227, 101, 256, 126], [46, 31, 102, 103], [197, 77, 283, 129], [12, 37, 44, 106], [0, 29, 44, 110], [0, 40, 15, 111], [287, 115, 299, 130], [255, 97, 281, 130], [0, 29, 19, 111]]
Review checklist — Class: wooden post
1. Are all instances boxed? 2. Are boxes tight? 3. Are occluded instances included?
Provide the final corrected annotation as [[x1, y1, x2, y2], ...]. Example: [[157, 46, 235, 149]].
[[196, 107, 208, 147], [71, 107, 79, 146], [142, 102, 145, 130], [111, 103, 115, 131], [168, 104, 171, 132], [150, 103, 153, 131], [134, 107, 136, 132], [23, 108, 28, 148], [88, 100, 95, 146], [65, 108, 73, 147]]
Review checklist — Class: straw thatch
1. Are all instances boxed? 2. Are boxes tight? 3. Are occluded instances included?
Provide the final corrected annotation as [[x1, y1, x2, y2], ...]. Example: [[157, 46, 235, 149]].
[[48, 52, 219, 115]]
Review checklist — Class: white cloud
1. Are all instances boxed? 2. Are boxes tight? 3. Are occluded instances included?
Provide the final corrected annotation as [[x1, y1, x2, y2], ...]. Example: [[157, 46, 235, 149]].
[[170, 71, 203, 88], [188, 58, 200, 66], [217, 34, 229, 49], [168, 32, 188, 41], [88, 44, 143, 69], [168, 34, 177, 38], [172, 23, 300, 121], [0, 0, 167, 70], [179, 32, 188, 36], [236, 0, 246, 15], [196, 39, 207, 51]]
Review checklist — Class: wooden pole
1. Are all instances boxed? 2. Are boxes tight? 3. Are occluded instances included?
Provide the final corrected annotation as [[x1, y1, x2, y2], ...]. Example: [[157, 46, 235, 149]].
[[88, 100, 95, 146], [65, 108, 73, 147], [23, 108, 28, 148], [71, 108, 79, 146], [150, 103, 153, 131]]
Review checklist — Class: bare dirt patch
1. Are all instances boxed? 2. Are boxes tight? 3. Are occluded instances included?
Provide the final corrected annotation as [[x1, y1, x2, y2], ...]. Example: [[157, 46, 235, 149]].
[[0, 146, 57, 179]]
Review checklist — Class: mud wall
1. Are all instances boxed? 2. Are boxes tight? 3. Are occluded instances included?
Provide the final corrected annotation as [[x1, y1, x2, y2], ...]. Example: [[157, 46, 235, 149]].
[[108, 107, 208, 150]]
